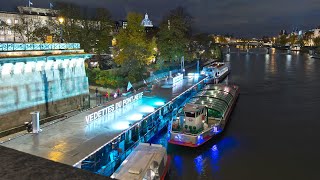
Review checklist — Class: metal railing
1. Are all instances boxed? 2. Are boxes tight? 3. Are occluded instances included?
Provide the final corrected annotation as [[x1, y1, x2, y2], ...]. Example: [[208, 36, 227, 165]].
[[0, 43, 80, 52]]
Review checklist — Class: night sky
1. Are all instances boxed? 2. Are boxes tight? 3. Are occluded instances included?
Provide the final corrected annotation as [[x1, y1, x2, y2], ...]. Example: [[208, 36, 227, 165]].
[[2, 0, 320, 37]]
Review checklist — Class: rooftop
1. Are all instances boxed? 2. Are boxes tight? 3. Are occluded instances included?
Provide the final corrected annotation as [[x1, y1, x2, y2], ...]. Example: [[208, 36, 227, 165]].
[[111, 143, 166, 180], [189, 84, 239, 117]]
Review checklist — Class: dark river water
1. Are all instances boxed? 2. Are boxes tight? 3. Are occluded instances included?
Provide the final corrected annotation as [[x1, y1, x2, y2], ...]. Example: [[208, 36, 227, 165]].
[[150, 48, 320, 180]]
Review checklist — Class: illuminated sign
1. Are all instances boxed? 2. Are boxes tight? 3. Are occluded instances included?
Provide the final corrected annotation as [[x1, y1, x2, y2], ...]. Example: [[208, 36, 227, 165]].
[[173, 73, 183, 85], [85, 92, 143, 124]]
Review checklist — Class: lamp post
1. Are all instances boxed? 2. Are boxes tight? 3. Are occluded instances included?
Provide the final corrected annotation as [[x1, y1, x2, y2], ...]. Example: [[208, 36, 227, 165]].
[[58, 17, 64, 43]]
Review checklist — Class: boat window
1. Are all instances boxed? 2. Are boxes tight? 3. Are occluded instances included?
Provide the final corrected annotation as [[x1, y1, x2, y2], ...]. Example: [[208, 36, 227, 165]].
[[185, 112, 195, 118], [207, 109, 222, 118]]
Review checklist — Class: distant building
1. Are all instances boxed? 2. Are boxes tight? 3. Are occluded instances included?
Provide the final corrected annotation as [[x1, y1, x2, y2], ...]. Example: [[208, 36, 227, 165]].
[[141, 13, 153, 27], [312, 28, 320, 38], [113, 13, 157, 39], [279, 30, 287, 36], [0, 6, 57, 42], [114, 20, 128, 33]]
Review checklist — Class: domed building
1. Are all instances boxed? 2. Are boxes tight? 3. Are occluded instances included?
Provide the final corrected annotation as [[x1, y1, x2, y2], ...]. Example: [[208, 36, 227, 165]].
[[141, 13, 153, 27]]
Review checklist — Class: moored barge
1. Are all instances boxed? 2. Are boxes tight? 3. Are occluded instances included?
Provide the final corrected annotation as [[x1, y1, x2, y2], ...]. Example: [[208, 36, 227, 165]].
[[200, 62, 230, 83], [111, 143, 170, 180], [168, 84, 239, 147]]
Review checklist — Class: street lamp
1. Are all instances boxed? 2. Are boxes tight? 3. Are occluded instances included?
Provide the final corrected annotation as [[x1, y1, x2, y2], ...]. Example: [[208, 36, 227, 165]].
[[58, 17, 64, 43]]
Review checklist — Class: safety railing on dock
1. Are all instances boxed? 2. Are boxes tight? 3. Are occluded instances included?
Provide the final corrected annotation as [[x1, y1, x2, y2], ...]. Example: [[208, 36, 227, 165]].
[[74, 76, 208, 176], [0, 43, 80, 52]]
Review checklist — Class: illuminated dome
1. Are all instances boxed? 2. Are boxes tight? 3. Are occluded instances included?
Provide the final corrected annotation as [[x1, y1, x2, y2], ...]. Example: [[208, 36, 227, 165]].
[[141, 13, 153, 27]]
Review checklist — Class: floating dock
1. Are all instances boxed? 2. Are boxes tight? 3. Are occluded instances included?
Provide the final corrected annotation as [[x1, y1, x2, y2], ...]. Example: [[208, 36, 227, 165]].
[[1, 73, 208, 176]]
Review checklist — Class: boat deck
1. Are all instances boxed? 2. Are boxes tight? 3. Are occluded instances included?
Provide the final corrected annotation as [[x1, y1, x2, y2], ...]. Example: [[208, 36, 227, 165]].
[[1, 75, 206, 167]]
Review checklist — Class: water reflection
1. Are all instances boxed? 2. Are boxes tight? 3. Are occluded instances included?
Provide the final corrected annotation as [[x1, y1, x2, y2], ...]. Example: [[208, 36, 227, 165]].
[[151, 49, 320, 179], [225, 54, 230, 62], [194, 155, 204, 174], [305, 57, 315, 78], [173, 155, 183, 176], [265, 54, 270, 74], [285, 54, 292, 72], [265, 54, 270, 60], [270, 54, 277, 75]]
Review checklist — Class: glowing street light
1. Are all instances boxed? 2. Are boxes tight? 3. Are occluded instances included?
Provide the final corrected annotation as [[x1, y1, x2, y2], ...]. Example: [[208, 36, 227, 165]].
[[58, 17, 64, 43], [58, 17, 64, 24]]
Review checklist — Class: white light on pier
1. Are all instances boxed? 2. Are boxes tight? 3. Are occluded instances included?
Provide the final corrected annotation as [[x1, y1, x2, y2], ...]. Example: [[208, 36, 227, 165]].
[[128, 113, 143, 121], [112, 121, 130, 130], [140, 106, 155, 113]]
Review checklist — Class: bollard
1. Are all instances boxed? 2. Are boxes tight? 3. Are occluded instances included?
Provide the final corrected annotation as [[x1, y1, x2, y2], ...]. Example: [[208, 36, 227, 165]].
[[30, 111, 40, 134]]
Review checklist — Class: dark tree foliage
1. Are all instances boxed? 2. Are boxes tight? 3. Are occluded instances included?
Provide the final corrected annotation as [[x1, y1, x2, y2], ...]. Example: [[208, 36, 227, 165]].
[[157, 7, 193, 62]]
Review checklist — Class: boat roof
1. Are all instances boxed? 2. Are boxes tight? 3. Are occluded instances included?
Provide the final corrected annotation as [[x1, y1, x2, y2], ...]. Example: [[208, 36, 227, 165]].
[[203, 63, 228, 70], [111, 143, 166, 180], [188, 84, 239, 117], [183, 104, 206, 112]]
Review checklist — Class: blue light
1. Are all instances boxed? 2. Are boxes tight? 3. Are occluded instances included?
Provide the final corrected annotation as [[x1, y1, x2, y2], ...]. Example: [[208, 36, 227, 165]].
[[194, 155, 204, 175], [211, 145, 218, 152], [213, 126, 218, 133], [197, 135, 204, 145], [167, 131, 171, 140], [174, 134, 183, 142], [209, 144, 220, 172], [173, 156, 183, 176]]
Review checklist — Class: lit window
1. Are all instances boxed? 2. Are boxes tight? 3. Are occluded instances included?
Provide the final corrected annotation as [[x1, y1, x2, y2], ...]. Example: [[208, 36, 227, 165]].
[[14, 19, 18, 24], [7, 30, 12, 35], [6, 19, 12, 25]]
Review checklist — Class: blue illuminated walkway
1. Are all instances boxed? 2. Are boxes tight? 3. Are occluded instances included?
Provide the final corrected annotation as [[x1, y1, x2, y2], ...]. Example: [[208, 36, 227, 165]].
[[1, 75, 205, 167]]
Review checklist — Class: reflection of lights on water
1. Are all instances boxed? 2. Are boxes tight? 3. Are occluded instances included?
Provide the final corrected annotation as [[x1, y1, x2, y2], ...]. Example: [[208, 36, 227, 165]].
[[211, 145, 218, 151], [173, 155, 183, 175], [265, 54, 270, 60], [128, 113, 143, 121], [140, 106, 155, 113], [112, 121, 130, 130], [210, 144, 220, 162], [194, 155, 204, 174], [226, 54, 230, 61], [286, 54, 292, 61]]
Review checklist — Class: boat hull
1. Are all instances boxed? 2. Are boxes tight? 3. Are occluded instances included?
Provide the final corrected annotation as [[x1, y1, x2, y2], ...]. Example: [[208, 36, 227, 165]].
[[160, 156, 171, 180]]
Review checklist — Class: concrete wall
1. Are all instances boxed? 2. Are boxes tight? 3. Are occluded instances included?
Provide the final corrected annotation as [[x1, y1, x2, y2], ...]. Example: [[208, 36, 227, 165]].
[[0, 54, 90, 132], [0, 94, 89, 131]]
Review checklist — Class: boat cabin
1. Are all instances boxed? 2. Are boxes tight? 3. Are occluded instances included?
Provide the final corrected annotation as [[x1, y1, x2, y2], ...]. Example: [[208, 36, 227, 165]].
[[200, 62, 228, 78], [172, 104, 207, 134]]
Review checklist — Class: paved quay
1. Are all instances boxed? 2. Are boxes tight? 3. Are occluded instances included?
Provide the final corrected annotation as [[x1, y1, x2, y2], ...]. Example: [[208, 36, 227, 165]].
[[0, 145, 110, 180], [1, 74, 206, 167]]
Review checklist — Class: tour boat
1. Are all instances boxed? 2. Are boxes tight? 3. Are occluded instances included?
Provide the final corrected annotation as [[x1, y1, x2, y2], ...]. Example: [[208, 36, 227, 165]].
[[200, 62, 230, 83], [110, 143, 171, 180], [168, 84, 239, 147]]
